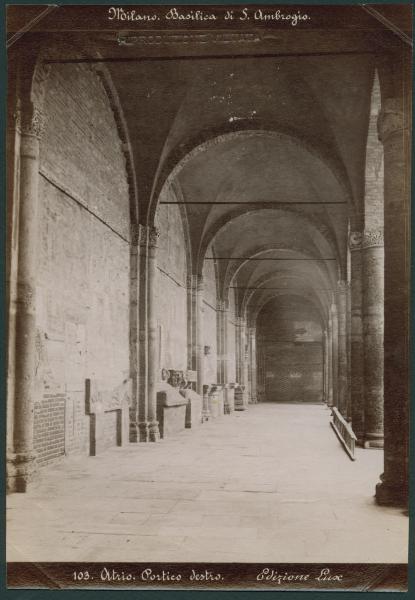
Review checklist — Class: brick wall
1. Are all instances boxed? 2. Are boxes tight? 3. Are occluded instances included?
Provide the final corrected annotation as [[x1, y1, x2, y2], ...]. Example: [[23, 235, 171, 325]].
[[33, 395, 66, 465], [155, 190, 188, 371], [35, 63, 131, 465], [258, 296, 323, 403]]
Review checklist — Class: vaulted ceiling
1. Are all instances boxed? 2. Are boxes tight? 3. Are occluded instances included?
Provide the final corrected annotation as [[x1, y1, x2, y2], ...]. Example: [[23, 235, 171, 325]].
[[8, 4, 411, 327]]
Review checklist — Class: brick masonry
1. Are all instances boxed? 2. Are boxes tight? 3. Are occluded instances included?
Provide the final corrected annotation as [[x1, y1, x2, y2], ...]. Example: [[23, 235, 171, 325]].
[[33, 395, 66, 465], [258, 296, 324, 403], [34, 63, 130, 465], [155, 194, 188, 372]]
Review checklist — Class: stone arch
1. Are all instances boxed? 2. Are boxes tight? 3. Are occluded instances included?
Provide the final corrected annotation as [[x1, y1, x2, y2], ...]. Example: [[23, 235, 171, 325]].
[[223, 244, 337, 303], [22, 37, 139, 226], [147, 128, 354, 229], [241, 271, 331, 326], [252, 291, 327, 331]]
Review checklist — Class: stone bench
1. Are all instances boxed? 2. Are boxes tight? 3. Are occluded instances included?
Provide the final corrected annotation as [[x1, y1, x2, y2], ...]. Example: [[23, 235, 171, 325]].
[[156, 384, 188, 438]]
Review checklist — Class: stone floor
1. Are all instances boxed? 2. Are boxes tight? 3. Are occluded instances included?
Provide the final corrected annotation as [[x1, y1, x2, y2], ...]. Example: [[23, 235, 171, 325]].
[[7, 403, 408, 563]]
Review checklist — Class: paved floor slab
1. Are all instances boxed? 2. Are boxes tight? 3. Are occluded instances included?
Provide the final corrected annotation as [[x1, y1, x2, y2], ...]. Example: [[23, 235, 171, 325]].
[[7, 403, 408, 563]]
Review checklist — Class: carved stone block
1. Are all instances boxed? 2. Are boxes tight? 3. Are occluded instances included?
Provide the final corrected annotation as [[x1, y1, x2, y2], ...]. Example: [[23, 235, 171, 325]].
[[156, 383, 188, 438], [180, 389, 203, 428], [85, 379, 132, 456]]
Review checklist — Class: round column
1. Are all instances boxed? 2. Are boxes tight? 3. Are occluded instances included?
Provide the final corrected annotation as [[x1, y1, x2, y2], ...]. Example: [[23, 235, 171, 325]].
[[330, 300, 339, 407], [147, 226, 160, 442], [9, 105, 43, 492], [248, 327, 257, 404], [327, 314, 334, 407], [195, 275, 209, 419], [376, 96, 410, 505], [322, 329, 328, 404], [349, 231, 365, 444], [336, 281, 349, 417], [362, 229, 384, 448]]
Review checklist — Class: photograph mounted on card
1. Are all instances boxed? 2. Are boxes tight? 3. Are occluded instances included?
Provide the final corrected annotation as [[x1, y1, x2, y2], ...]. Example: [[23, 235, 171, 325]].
[[5, 1, 412, 592]]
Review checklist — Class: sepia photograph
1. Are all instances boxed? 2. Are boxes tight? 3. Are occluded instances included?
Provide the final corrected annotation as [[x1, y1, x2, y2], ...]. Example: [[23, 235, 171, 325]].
[[5, 1, 412, 592]]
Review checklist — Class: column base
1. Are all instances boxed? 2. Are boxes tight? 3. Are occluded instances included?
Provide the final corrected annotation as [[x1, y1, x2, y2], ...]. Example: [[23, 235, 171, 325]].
[[129, 422, 139, 443], [7, 451, 37, 493], [363, 433, 384, 449], [354, 430, 365, 447], [201, 410, 210, 422], [148, 421, 160, 442], [138, 421, 150, 442], [376, 480, 408, 507]]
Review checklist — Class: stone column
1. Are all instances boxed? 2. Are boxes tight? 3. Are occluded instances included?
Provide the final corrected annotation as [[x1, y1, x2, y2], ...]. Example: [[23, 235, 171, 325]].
[[330, 301, 339, 408], [336, 281, 348, 416], [195, 275, 209, 419], [322, 329, 328, 403], [137, 226, 150, 441], [327, 315, 334, 407], [147, 226, 160, 442], [248, 327, 257, 403], [349, 231, 365, 444], [129, 224, 140, 442], [8, 104, 43, 492], [362, 229, 384, 448], [241, 319, 249, 405], [235, 316, 248, 408], [216, 300, 228, 386], [376, 97, 410, 505]]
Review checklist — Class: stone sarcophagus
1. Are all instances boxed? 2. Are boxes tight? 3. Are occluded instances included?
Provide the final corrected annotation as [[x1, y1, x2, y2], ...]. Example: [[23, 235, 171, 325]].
[[156, 369, 189, 438], [85, 378, 132, 456]]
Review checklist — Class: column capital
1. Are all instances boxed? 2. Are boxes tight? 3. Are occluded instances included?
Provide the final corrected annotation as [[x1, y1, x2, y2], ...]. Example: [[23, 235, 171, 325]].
[[337, 280, 349, 294], [362, 228, 384, 249], [377, 97, 409, 144], [349, 230, 363, 252], [148, 226, 160, 248], [217, 299, 228, 312], [192, 273, 204, 292], [19, 104, 45, 139], [131, 223, 147, 247]]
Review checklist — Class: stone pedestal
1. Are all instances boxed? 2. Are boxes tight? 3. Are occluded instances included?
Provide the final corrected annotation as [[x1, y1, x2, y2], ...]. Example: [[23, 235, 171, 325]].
[[349, 231, 365, 444], [362, 230, 384, 449], [375, 96, 410, 506]]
